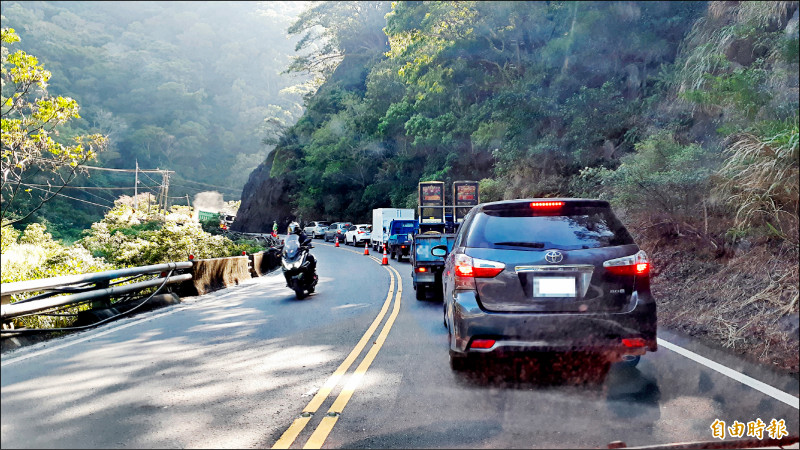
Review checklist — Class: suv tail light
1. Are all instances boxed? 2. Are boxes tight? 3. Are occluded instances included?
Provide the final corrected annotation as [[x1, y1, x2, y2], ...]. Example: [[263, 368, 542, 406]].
[[454, 254, 505, 289], [603, 250, 650, 276]]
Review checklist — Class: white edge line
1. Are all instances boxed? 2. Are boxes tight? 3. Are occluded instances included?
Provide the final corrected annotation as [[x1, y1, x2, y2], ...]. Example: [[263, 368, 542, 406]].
[[657, 338, 799, 409], [1, 281, 265, 367]]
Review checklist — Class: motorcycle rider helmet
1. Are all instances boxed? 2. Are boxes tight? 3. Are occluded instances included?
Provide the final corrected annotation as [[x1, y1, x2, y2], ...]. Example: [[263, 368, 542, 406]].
[[288, 222, 301, 235]]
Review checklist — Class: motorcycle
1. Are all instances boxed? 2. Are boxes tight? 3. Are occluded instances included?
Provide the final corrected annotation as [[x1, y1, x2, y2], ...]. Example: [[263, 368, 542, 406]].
[[281, 234, 318, 299]]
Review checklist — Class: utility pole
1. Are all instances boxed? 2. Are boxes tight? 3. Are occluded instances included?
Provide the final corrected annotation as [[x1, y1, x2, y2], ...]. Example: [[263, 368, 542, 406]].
[[134, 160, 139, 211], [157, 171, 165, 213], [163, 171, 171, 211]]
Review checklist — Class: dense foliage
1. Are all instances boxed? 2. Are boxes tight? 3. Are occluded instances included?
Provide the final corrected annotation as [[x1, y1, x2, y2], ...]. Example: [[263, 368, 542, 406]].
[[256, 1, 798, 254], [1, 1, 310, 238]]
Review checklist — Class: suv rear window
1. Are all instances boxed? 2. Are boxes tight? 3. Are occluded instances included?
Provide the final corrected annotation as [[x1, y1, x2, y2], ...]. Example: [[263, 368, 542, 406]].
[[465, 205, 634, 250]]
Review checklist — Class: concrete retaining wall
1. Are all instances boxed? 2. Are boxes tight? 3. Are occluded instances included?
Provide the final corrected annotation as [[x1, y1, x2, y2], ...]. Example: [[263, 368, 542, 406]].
[[178, 255, 251, 296], [177, 249, 282, 296]]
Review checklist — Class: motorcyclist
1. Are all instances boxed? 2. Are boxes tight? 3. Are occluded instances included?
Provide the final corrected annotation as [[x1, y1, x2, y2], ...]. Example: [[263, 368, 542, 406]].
[[287, 222, 316, 271]]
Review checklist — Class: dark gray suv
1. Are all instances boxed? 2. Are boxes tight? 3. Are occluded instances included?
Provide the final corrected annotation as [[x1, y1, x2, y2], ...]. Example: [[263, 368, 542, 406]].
[[438, 198, 657, 373]]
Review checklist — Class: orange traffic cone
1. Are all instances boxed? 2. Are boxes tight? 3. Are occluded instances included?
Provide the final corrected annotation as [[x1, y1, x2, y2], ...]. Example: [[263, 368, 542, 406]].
[[335, 236, 339, 247], [381, 244, 388, 265], [364, 241, 369, 255]]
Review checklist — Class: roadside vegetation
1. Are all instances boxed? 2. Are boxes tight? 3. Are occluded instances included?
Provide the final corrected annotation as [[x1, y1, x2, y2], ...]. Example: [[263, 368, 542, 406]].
[[2, 195, 266, 285], [1, 194, 267, 329]]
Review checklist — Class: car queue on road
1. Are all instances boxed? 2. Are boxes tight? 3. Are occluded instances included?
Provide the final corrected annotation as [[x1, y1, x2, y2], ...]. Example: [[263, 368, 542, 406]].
[[299, 196, 658, 377]]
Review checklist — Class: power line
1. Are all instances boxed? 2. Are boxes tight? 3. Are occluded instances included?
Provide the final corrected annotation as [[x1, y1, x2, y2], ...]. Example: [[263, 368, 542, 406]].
[[141, 171, 162, 186], [19, 183, 122, 207], [169, 182, 238, 194], [22, 184, 141, 190], [21, 184, 112, 209], [171, 177, 242, 192], [79, 165, 174, 174]]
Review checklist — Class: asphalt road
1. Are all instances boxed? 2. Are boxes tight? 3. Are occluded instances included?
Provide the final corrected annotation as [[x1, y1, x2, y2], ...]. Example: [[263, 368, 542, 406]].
[[1, 239, 798, 449]]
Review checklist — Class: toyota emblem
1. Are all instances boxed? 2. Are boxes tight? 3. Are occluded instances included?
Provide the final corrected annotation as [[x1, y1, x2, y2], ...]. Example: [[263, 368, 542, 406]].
[[545, 250, 564, 264]]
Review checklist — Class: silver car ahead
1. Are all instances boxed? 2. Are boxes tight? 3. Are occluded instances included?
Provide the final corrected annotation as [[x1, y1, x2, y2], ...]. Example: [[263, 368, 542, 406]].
[[304, 221, 330, 239]]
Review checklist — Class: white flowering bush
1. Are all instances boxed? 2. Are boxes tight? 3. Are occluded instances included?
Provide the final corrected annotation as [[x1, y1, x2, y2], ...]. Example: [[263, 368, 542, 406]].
[[79, 202, 241, 267], [1, 223, 111, 284], [0, 200, 256, 330]]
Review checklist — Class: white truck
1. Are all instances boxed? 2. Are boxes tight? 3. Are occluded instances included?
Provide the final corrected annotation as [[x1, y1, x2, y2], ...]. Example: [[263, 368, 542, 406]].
[[371, 208, 414, 251]]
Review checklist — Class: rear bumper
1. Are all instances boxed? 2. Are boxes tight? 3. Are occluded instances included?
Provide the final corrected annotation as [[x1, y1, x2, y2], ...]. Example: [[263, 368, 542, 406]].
[[449, 290, 657, 358], [391, 244, 411, 255], [412, 264, 444, 286]]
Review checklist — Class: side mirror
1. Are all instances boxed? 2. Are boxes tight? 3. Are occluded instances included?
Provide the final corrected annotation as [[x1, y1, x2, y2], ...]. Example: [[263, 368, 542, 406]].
[[431, 245, 447, 257]]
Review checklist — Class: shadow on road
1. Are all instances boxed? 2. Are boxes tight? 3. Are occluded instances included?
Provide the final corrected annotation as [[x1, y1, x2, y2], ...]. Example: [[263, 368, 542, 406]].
[[450, 353, 661, 412], [604, 362, 662, 419]]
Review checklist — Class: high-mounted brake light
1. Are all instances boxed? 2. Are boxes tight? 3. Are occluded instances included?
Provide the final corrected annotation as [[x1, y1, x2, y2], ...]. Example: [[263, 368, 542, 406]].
[[530, 201, 564, 208], [604, 250, 650, 276]]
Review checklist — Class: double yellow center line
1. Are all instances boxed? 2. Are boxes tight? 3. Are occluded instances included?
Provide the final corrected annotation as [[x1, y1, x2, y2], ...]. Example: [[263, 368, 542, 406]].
[[273, 244, 402, 449]]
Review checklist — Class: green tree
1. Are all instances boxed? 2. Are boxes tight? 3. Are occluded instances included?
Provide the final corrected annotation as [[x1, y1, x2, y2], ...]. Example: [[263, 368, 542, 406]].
[[1, 27, 107, 226]]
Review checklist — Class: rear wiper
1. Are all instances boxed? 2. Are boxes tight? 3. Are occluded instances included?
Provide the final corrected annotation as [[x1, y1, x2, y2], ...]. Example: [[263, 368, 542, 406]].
[[493, 241, 545, 248]]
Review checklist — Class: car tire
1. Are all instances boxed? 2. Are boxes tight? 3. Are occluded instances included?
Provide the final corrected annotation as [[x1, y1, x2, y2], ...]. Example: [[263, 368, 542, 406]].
[[416, 286, 425, 300]]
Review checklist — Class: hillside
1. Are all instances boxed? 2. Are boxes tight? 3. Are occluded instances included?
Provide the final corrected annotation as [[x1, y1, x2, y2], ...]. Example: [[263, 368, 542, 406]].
[[234, 1, 799, 373], [1, 1, 309, 240]]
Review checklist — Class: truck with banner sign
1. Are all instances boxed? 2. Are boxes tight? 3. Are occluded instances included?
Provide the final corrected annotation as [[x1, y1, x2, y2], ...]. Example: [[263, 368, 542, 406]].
[[453, 180, 479, 223], [410, 180, 479, 300], [418, 181, 445, 225]]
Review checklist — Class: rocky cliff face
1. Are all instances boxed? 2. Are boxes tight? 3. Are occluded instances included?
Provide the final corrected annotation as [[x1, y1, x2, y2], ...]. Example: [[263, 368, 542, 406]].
[[230, 152, 297, 233]]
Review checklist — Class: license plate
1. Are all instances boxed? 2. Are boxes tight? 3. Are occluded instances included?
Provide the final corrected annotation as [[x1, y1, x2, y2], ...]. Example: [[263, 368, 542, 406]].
[[533, 277, 576, 298], [416, 274, 435, 283]]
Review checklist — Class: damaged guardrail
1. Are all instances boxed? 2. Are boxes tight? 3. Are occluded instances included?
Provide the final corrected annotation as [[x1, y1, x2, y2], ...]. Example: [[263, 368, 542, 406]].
[[0, 247, 284, 333], [0, 262, 193, 322]]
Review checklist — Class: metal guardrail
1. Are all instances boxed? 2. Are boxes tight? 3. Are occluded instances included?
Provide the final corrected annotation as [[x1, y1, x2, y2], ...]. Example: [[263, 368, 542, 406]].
[[0, 262, 193, 321]]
